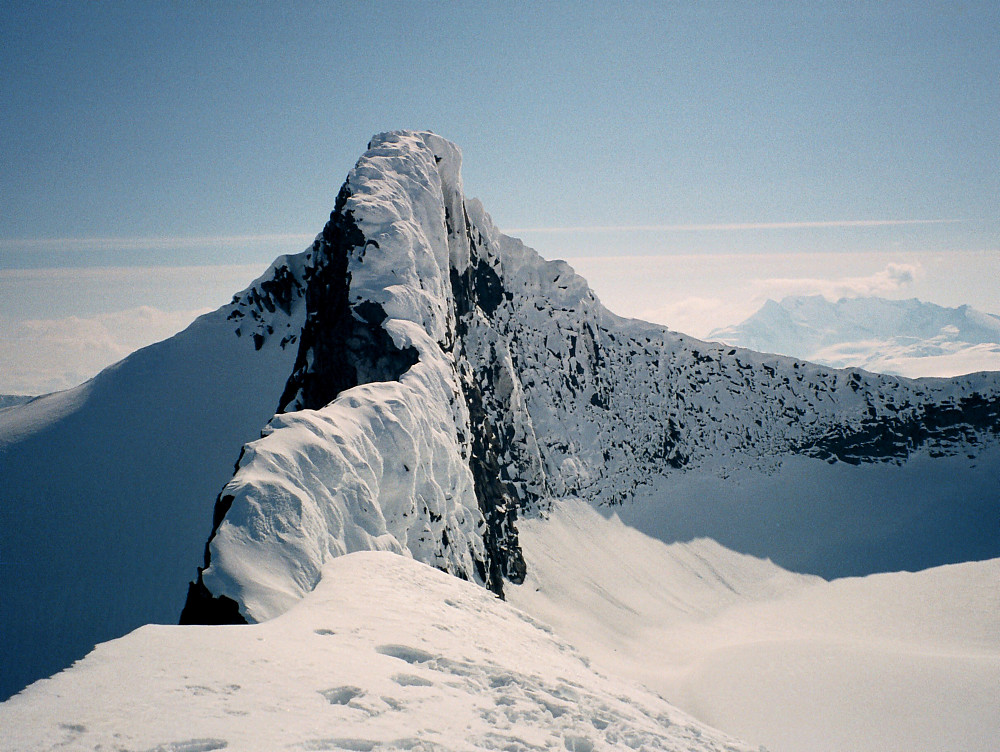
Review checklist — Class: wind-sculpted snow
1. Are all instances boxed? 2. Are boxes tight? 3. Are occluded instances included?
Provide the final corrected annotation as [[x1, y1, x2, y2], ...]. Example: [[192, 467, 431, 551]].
[[188, 130, 1000, 624], [183, 133, 526, 624], [200, 340, 492, 623]]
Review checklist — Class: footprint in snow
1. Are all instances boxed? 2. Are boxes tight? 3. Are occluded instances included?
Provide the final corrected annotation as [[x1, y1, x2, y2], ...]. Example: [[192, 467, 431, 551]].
[[319, 686, 364, 705], [375, 644, 435, 664], [391, 673, 433, 687], [143, 740, 228, 752]]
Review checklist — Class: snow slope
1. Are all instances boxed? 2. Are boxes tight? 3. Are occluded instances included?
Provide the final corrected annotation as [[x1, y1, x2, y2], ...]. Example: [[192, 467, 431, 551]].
[[510, 500, 1000, 752], [6, 510, 994, 752], [614, 449, 1000, 578], [0, 254, 308, 700], [708, 295, 1000, 377], [0, 551, 754, 752]]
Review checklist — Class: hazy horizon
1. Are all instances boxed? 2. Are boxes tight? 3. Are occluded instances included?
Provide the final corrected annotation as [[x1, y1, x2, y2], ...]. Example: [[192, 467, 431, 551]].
[[2, 2, 998, 393]]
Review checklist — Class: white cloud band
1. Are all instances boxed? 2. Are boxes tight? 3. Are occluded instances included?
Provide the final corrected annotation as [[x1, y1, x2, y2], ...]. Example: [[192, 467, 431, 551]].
[[508, 219, 961, 234]]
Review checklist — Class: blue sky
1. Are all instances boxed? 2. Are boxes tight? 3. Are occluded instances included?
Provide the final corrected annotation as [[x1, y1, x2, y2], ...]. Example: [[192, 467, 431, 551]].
[[1, 2, 998, 392]]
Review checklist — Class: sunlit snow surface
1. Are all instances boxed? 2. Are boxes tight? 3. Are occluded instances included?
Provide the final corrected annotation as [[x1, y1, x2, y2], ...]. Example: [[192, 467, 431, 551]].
[[5, 516, 997, 752], [0, 552, 754, 752], [510, 501, 1000, 752], [3, 130, 999, 748]]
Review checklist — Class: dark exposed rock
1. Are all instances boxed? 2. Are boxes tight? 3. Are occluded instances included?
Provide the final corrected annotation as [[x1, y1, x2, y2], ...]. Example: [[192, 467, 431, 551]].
[[179, 579, 247, 625], [449, 224, 528, 597], [277, 185, 418, 413], [799, 391, 1000, 465], [179, 491, 248, 624], [226, 262, 304, 351], [259, 263, 303, 316]]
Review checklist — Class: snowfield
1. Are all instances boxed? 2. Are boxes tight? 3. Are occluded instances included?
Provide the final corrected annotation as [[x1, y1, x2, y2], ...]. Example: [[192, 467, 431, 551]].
[[3, 131, 998, 751], [510, 500, 1000, 752], [4, 515, 996, 752], [0, 551, 754, 752]]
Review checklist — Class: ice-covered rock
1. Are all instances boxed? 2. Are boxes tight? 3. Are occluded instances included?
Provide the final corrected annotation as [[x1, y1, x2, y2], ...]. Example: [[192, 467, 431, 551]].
[[184, 131, 1000, 624]]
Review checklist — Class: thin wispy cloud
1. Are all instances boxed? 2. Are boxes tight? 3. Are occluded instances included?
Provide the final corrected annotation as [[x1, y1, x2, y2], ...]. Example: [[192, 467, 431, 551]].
[[0, 306, 212, 395], [0, 234, 316, 252], [508, 219, 962, 234], [0, 220, 962, 251], [756, 262, 924, 301]]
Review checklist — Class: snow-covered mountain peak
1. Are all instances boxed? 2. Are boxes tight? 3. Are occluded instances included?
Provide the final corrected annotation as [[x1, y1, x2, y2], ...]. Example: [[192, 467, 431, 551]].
[[180, 133, 1000, 627], [709, 294, 1000, 376]]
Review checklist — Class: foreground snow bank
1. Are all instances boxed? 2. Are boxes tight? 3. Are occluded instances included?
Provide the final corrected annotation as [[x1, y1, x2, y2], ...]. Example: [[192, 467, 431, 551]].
[[510, 500, 1000, 752], [1, 551, 753, 752]]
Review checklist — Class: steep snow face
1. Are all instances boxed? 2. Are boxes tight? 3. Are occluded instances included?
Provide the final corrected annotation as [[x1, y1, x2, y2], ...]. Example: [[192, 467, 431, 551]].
[[709, 295, 1000, 377], [0, 552, 756, 752], [0, 256, 308, 701], [192, 130, 1000, 624]]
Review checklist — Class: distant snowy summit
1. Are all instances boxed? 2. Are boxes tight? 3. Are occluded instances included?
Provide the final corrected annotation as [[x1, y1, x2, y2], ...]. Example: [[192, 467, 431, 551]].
[[0, 394, 34, 409], [709, 295, 1000, 378]]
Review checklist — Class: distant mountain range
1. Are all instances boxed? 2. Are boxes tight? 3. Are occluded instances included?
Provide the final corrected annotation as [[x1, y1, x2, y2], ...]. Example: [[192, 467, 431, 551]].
[[709, 295, 1000, 377], [0, 394, 33, 409]]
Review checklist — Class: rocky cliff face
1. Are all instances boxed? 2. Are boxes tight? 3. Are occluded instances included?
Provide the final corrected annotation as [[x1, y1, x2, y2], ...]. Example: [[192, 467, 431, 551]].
[[183, 131, 1000, 624]]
